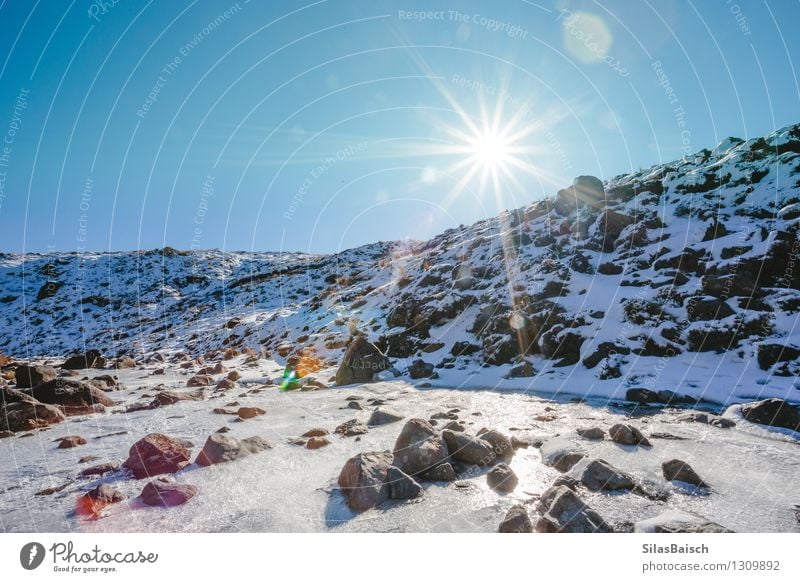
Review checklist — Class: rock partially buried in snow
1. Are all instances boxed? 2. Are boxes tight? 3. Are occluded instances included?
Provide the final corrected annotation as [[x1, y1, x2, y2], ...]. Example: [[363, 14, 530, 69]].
[[194, 434, 270, 466], [676, 411, 735, 428], [478, 429, 514, 462], [499, 504, 533, 533], [26, 379, 114, 415], [338, 451, 393, 512], [568, 458, 636, 491], [662, 459, 708, 488], [577, 427, 605, 440], [738, 398, 800, 432], [486, 463, 518, 493], [420, 462, 458, 482], [0, 397, 65, 433], [609, 424, 651, 447], [539, 437, 586, 472], [367, 408, 404, 426], [393, 419, 449, 476], [442, 429, 495, 465], [386, 466, 423, 500], [535, 485, 612, 533], [57, 435, 87, 449], [334, 418, 369, 437], [306, 436, 330, 449], [634, 510, 732, 533], [122, 433, 192, 479], [76, 483, 126, 517], [140, 478, 198, 507], [14, 364, 56, 388], [237, 406, 266, 420]]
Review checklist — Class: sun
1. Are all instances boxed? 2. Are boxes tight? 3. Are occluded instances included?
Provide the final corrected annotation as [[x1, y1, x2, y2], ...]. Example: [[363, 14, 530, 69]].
[[469, 131, 512, 171]]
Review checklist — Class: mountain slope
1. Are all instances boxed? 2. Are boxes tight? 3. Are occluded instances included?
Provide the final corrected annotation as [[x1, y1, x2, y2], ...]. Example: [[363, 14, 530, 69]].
[[3, 124, 800, 404]]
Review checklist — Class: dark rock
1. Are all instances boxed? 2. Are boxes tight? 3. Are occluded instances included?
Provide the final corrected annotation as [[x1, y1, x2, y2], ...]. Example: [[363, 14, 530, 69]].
[[686, 297, 736, 321], [140, 478, 198, 507], [662, 459, 708, 487], [569, 458, 636, 491], [62, 350, 105, 370], [479, 429, 514, 462], [757, 344, 800, 371], [57, 435, 87, 448], [739, 399, 800, 432], [392, 419, 449, 475], [442, 430, 495, 465], [334, 418, 369, 437], [367, 408, 404, 426], [625, 388, 662, 404], [14, 365, 56, 388], [676, 411, 735, 428], [0, 399, 66, 432], [409, 359, 434, 379], [122, 433, 192, 479], [420, 462, 457, 482], [535, 485, 612, 533], [576, 427, 604, 440], [387, 466, 423, 500], [79, 462, 118, 477], [583, 343, 629, 369], [76, 483, 125, 516], [609, 424, 651, 447], [540, 326, 585, 366], [335, 335, 390, 385], [338, 451, 393, 511], [499, 504, 533, 533], [26, 379, 114, 415], [486, 463, 518, 492], [194, 434, 270, 466], [539, 437, 586, 472]]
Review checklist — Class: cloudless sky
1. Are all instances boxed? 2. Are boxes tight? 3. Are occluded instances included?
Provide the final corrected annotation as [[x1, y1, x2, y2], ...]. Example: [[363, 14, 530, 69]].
[[0, 0, 798, 254]]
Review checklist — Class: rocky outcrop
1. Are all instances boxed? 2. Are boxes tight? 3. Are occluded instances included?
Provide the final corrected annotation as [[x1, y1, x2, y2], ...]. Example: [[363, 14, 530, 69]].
[[739, 399, 800, 432]]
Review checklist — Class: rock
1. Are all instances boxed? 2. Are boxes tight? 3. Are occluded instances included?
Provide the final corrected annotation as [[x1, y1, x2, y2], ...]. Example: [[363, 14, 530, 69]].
[[539, 437, 586, 472], [480, 429, 514, 462], [499, 504, 533, 533], [634, 510, 732, 533], [686, 297, 736, 321], [420, 462, 458, 482], [76, 484, 125, 517], [115, 356, 136, 369], [194, 434, 270, 466], [62, 350, 106, 370], [676, 411, 735, 428], [215, 378, 236, 391], [625, 388, 662, 404], [739, 399, 800, 432], [26, 379, 114, 415], [367, 408, 404, 426], [757, 343, 800, 372], [334, 419, 369, 437], [535, 485, 612, 533], [187, 374, 213, 387], [0, 399, 66, 432], [487, 463, 518, 492], [662, 459, 707, 488], [609, 424, 651, 447], [568, 458, 636, 491], [237, 406, 266, 420], [393, 419, 449, 476], [335, 335, 390, 385], [153, 389, 204, 406], [302, 428, 329, 438], [442, 430, 495, 465], [226, 370, 241, 381], [57, 435, 87, 448], [540, 326, 585, 366], [79, 462, 118, 477], [507, 360, 535, 377], [387, 466, 423, 500], [408, 359, 434, 379], [347, 400, 363, 410], [306, 436, 330, 449], [140, 478, 198, 507], [122, 433, 192, 479], [338, 451, 393, 511], [442, 420, 465, 432], [14, 364, 56, 388], [577, 427, 605, 440]]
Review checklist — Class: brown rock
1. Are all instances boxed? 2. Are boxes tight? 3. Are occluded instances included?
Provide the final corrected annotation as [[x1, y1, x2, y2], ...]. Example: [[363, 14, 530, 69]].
[[237, 407, 266, 419], [57, 435, 87, 448], [140, 478, 197, 507], [122, 433, 192, 479], [306, 436, 331, 449]]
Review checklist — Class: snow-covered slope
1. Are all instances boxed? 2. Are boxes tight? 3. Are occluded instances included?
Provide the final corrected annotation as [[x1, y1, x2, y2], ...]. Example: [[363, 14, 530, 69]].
[[3, 124, 800, 405]]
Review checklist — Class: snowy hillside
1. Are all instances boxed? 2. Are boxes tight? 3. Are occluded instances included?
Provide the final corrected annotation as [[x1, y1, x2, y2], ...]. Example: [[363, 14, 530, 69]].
[[3, 124, 800, 405]]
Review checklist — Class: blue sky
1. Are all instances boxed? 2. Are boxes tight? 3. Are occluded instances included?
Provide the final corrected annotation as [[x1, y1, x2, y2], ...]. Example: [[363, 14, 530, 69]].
[[0, 0, 798, 254]]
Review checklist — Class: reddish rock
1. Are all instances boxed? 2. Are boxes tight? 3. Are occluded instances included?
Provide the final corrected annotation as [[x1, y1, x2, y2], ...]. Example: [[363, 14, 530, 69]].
[[76, 483, 125, 517], [57, 435, 87, 449], [122, 433, 191, 479], [140, 478, 197, 507], [27, 379, 114, 415], [306, 436, 331, 449], [237, 407, 265, 420], [187, 374, 213, 387], [302, 428, 329, 438]]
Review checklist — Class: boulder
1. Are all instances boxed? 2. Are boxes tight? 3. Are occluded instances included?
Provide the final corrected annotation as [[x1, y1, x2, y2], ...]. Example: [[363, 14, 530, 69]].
[[634, 510, 732, 533], [686, 297, 736, 321], [122, 433, 192, 479], [675, 411, 735, 428], [79, 462, 118, 477], [479, 429, 514, 462], [302, 428, 329, 438], [408, 359, 434, 379], [76, 483, 126, 517], [386, 466, 423, 500], [57, 435, 87, 449], [335, 335, 390, 385], [62, 350, 105, 370], [420, 462, 458, 482], [237, 407, 266, 420], [26, 379, 114, 415], [539, 437, 586, 472], [14, 365, 56, 388], [0, 399, 65, 432], [334, 419, 369, 437], [535, 485, 612, 533], [569, 458, 636, 491], [187, 374, 213, 387], [442, 430, 495, 465], [194, 434, 271, 466], [153, 389, 204, 406], [487, 463, 518, 493], [392, 419, 449, 476], [140, 478, 198, 507], [577, 427, 605, 440], [306, 436, 330, 449], [662, 459, 707, 488], [609, 424, 651, 447], [115, 356, 136, 369], [757, 343, 800, 371], [367, 408, 404, 427], [625, 388, 662, 404], [338, 451, 393, 511], [739, 399, 800, 432], [498, 504, 533, 533]]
